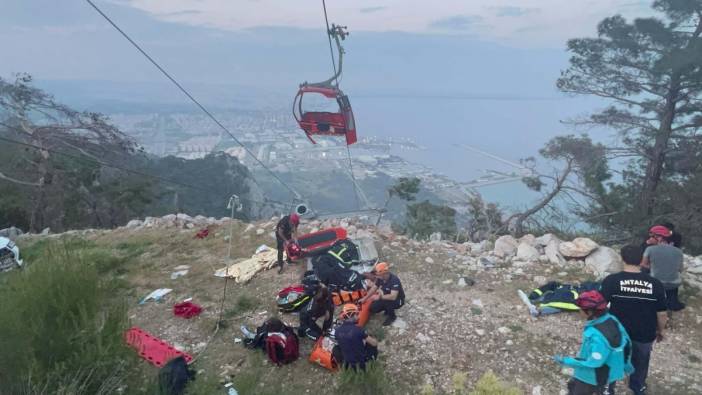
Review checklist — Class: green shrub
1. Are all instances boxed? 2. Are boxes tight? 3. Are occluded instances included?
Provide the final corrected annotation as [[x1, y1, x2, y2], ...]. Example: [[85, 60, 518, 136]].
[[468, 371, 520, 395], [0, 243, 135, 394], [337, 361, 392, 395]]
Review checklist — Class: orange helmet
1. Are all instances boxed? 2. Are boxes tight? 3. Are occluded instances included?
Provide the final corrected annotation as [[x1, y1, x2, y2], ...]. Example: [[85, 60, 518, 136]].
[[374, 262, 389, 274], [340, 303, 359, 319]]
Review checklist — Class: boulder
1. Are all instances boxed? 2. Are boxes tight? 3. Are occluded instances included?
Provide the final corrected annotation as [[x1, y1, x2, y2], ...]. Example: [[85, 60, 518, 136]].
[[176, 213, 193, 223], [535, 233, 559, 247], [493, 235, 519, 258], [545, 240, 566, 265], [519, 234, 537, 246], [125, 219, 143, 229], [585, 247, 622, 277], [559, 237, 599, 258], [429, 232, 442, 242], [516, 243, 540, 261]]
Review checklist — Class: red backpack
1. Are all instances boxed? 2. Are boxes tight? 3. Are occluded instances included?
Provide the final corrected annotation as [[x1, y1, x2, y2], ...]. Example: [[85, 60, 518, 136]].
[[265, 330, 299, 366]]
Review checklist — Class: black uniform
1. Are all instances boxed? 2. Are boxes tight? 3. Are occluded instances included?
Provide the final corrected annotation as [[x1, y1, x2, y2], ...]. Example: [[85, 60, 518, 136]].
[[298, 295, 334, 340], [276, 215, 294, 269], [370, 273, 405, 319]]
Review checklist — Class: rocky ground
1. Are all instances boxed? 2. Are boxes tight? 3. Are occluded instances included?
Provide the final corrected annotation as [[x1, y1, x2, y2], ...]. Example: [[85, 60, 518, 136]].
[[12, 215, 702, 394]]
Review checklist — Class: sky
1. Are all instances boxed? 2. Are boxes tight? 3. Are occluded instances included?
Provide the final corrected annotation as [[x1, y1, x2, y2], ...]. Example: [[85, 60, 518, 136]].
[[0, 0, 656, 206], [118, 0, 653, 47]]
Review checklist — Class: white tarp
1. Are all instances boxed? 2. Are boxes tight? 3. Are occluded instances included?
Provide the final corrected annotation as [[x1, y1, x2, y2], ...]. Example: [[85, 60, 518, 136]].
[[215, 248, 284, 283]]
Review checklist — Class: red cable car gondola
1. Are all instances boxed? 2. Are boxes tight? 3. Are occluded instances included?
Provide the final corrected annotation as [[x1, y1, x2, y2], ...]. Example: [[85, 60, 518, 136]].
[[293, 24, 357, 145]]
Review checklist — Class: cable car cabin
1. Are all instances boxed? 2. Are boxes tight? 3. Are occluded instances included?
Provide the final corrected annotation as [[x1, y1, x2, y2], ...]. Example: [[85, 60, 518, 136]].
[[293, 85, 357, 145]]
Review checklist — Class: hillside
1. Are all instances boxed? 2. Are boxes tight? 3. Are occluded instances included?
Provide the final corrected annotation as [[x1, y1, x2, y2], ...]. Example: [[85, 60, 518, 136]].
[[7, 215, 702, 394]]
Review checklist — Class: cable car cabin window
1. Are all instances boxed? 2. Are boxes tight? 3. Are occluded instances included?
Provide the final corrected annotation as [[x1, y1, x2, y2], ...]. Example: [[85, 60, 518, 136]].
[[300, 92, 340, 114]]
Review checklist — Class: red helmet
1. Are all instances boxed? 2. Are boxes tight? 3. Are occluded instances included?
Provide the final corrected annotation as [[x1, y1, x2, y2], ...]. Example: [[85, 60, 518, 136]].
[[286, 242, 301, 257], [649, 225, 672, 237], [290, 213, 300, 225], [575, 290, 607, 312]]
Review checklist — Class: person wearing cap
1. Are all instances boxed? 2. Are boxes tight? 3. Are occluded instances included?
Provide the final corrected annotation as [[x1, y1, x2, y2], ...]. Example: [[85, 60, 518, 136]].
[[553, 290, 633, 395], [275, 213, 300, 274], [334, 303, 379, 371], [359, 262, 405, 326], [642, 225, 685, 311], [601, 245, 668, 395]]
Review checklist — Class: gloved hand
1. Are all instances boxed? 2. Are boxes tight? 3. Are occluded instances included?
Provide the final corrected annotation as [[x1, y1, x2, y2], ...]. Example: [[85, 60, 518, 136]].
[[553, 355, 565, 364]]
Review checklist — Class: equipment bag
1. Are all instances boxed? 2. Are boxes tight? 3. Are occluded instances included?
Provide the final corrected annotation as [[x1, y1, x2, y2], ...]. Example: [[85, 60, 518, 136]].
[[265, 330, 299, 366], [276, 285, 311, 312], [309, 336, 339, 371]]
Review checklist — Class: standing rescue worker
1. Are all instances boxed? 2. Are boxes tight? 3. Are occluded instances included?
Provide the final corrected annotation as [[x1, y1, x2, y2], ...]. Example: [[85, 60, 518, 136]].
[[554, 290, 633, 395], [359, 262, 405, 326], [601, 245, 667, 395], [642, 225, 685, 311], [335, 304, 378, 371], [276, 213, 300, 274]]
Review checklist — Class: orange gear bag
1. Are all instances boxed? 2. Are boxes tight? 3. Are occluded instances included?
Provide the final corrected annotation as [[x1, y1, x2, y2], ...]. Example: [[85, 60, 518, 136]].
[[308, 336, 338, 371]]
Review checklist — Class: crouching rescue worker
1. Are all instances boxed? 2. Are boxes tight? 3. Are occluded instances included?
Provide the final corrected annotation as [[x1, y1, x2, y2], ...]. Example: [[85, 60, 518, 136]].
[[275, 213, 299, 274], [298, 281, 334, 340], [335, 304, 379, 371], [554, 290, 633, 395], [359, 262, 405, 326]]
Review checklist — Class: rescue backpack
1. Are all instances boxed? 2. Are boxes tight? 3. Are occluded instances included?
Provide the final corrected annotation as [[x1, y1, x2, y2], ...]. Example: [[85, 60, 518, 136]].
[[276, 285, 311, 312], [265, 330, 299, 366]]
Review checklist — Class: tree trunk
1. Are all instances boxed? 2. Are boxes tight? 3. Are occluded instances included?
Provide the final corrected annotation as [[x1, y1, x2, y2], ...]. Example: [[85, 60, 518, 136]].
[[639, 74, 680, 216]]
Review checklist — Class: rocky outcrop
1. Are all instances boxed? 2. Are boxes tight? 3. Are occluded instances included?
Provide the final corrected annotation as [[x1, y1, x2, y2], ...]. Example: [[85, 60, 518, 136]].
[[558, 237, 599, 258], [493, 235, 519, 258], [516, 243, 540, 261], [585, 246, 622, 278]]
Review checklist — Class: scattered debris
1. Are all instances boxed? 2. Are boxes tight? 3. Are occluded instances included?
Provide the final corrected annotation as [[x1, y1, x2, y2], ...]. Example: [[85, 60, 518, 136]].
[[139, 288, 173, 304], [173, 301, 203, 319], [171, 270, 189, 280], [0, 237, 23, 272], [195, 228, 210, 239]]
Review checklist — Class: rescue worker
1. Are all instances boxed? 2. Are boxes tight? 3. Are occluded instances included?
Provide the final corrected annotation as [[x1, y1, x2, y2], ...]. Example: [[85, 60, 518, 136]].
[[298, 281, 334, 340], [275, 213, 299, 274], [554, 290, 633, 395], [359, 262, 405, 326], [335, 304, 378, 371], [601, 245, 668, 395], [642, 225, 685, 311]]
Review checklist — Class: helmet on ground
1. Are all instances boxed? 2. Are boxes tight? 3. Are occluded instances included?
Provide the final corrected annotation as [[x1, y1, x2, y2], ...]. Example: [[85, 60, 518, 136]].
[[290, 213, 300, 225], [649, 225, 672, 237], [340, 303, 359, 319], [374, 262, 389, 275], [575, 290, 607, 312]]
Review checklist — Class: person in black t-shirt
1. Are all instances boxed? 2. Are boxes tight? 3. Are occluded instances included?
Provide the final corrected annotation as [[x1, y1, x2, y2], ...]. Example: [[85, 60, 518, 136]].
[[601, 245, 668, 395], [359, 262, 405, 326], [275, 213, 299, 274]]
